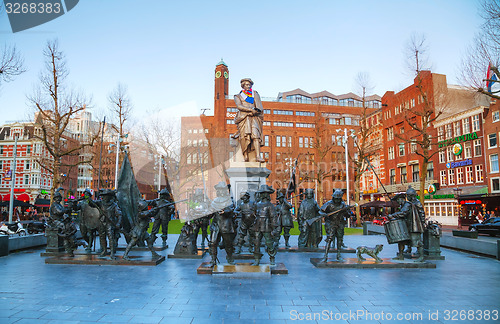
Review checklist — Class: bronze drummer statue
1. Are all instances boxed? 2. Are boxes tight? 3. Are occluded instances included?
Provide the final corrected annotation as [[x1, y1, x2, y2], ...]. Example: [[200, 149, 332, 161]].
[[386, 187, 426, 262]]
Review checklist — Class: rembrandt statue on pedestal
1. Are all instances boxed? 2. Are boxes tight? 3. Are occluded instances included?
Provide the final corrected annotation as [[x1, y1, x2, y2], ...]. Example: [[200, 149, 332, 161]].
[[233, 78, 265, 162]]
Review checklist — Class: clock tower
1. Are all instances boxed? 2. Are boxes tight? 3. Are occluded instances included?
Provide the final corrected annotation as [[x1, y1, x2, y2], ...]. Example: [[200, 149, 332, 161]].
[[214, 59, 229, 128]]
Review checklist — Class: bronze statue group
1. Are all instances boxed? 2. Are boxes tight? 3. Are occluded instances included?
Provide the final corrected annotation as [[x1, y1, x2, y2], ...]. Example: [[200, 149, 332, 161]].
[[47, 182, 430, 264]]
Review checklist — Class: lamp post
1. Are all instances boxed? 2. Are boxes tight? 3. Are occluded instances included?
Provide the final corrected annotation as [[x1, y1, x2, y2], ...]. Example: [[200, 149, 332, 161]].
[[108, 133, 128, 189]]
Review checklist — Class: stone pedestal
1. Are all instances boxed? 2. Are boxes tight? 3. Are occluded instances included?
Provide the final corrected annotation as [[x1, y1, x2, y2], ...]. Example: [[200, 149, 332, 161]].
[[225, 161, 271, 201], [45, 227, 65, 253]]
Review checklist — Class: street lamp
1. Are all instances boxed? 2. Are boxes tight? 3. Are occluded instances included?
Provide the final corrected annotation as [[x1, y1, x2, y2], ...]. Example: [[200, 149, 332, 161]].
[[335, 128, 356, 206], [108, 133, 129, 189]]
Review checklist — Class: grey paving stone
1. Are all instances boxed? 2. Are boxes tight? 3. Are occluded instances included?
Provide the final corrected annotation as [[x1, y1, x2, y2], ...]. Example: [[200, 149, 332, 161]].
[[128, 315, 164, 323], [1, 235, 498, 324]]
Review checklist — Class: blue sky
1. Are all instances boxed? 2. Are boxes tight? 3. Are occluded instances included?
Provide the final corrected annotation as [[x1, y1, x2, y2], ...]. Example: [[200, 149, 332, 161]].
[[0, 0, 483, 125]]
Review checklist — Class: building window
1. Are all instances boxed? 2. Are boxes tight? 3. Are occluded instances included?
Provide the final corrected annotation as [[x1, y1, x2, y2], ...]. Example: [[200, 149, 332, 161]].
[[445, 124, 452, 139], [273, 109, 293, 115], [388, 147, 395, 160], [410, 141, 417, 153], [400, 166, 407, 183], [440, 170, 447, 186], [296, 111, 315, 116], [457, 167, 464, 184], [472, 114, 480, 132], [488, 133, 497, 148], [466, 165, 474, 183], [454, 121, 461, 137], [226, 119, 234, 124], [399, 143, 405, 156], [448, 169, 455, 185], [475, 164, 484, 182], [447, 146, 454, 162], [273, 121, 293, 127], [492, 178, 500, 192], [0, 160, 2, 169], [299, 137, 303, 148], [438, 127, 444, 141], [474, 139, 482, 156], [464, 142, 472, 158], [264, 135, 269, 147], [412, 164, 419, 182], [493, 111, 500, 122], [427, 162, 434, 180], [387, 127, 394, 141], [288, 136, 292, 148], [24, 174, 29, 185], [276, 152, 281, 161], [296, 123, 315, 128], [25, 161, 30, 170], [490, 154, 499, 173], [463, 118, 471, 134], [304, 137, 309, 148], [390, 169, 396, 185], [263, 152, 269, 161], [276, 136, 281, 147], [439, 150, 446, 163]]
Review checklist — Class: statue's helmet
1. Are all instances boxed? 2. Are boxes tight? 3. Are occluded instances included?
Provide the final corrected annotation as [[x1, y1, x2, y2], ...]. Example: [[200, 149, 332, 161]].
[[406, 187, 417, 197], [305, 188, 314, 198], [332, 189, 344, 199], [257, 184, 275, 194], [53, 187, 64, 200], [83, 188, 92, 197], [159, 188, 170, 197], [137, 199, 148, 211]]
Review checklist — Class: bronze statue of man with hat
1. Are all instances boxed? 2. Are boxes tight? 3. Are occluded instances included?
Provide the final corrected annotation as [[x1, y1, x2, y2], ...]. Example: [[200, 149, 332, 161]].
[[297, 189, 322, 249], [208, 182, 236, 267], [233, 78, 265, 162], [252, 184, 279, 266], [149, 188, 175, 248], [89, 189, 122, 258], [388, 187, 426, 262], [234, 191, 257, 254], [275, 191, 294, 248]]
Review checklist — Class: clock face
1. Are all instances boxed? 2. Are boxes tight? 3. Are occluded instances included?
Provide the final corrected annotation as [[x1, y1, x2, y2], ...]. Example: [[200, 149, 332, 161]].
[[224, 71, 229, 79], [215, 71, 222, 78]]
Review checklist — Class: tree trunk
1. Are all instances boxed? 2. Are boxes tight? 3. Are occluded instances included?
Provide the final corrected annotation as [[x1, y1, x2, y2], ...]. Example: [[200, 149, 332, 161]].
[[419, 160, 428, 207]]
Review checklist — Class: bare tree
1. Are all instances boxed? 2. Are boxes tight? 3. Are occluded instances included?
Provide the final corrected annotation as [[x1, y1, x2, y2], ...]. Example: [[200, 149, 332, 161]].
[[396, 34, 447, 205], [460, 0, 500, 99], [350, 72, 377, 226], [0, 44, 25, 85], [299, 111, 336, 204], [108, 83, 132, 136], [29, 39, 99, 200]]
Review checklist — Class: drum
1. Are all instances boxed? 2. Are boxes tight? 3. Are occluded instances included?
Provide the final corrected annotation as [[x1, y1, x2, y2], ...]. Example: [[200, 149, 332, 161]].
[[384, 218, 410, 244]]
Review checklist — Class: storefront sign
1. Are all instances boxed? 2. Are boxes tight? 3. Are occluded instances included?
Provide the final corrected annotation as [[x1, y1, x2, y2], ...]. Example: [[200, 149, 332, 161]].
[[427, 184, 437, 194], [446, 159, 472, 169], [453, 143, 463, 156], [4, 169, 12, 181], [438, 132, 478, 148], [459, 199, 482, 205], [424, 194, 455, 199]]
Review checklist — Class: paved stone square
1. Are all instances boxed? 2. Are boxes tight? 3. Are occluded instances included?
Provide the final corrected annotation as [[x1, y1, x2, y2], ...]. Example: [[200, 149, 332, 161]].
[[0, 234, 499, 323]]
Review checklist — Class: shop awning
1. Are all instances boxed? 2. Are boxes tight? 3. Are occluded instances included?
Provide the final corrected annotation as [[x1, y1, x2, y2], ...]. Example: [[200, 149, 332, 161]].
[[34, 198, 50, 207], [0, 200, 33, 207], [360, 200, 397, 208], [16, 193, 30, 203]]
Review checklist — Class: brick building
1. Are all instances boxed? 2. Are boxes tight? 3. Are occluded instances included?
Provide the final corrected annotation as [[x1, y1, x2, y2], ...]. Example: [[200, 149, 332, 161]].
[[0, 121, 78, 207], [180, 60, 381, 204], [381, 71, 491, 225]]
